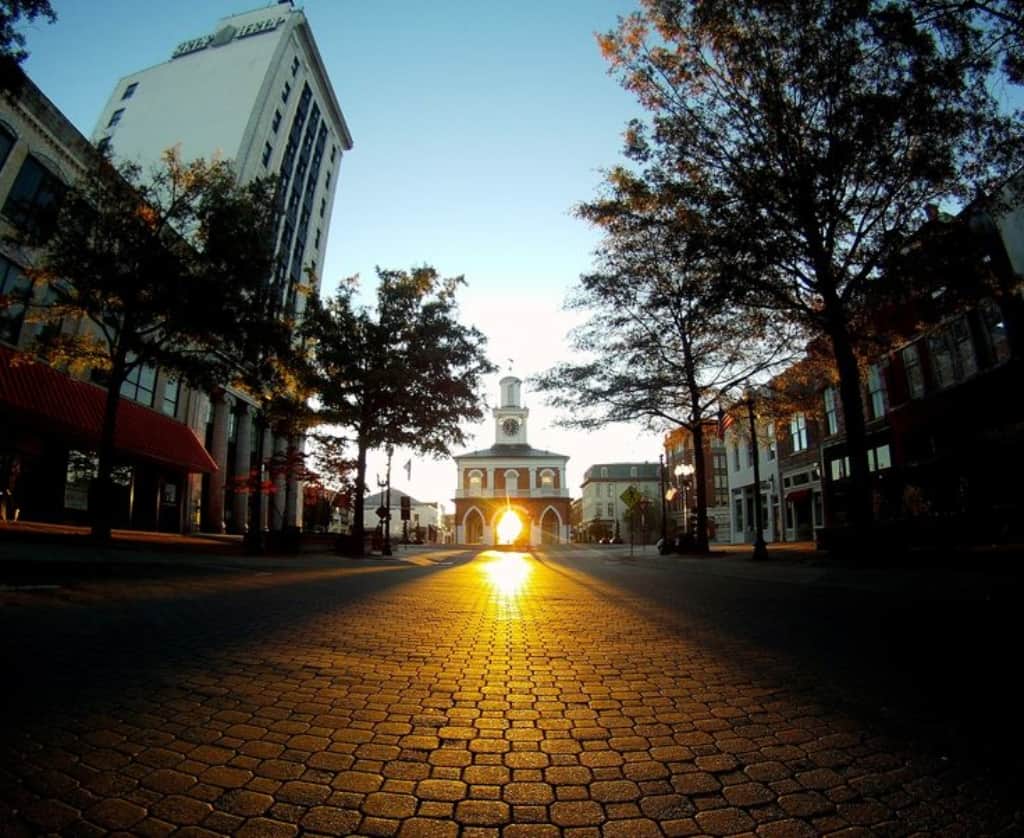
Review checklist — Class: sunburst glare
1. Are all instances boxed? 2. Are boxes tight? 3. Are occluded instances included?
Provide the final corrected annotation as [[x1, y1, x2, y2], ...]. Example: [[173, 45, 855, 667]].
[[496, 508, 523, 545]]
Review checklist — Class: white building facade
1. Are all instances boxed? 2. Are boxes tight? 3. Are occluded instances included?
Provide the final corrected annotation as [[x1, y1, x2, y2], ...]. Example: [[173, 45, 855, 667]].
[[579, 463, 661, 544], [723, 420, 783, 545], [91, 4, 352, 535]]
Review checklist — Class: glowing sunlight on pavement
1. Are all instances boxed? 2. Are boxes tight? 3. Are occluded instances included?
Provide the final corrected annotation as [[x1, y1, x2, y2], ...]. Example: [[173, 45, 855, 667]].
[[480, 550, 533, 597]]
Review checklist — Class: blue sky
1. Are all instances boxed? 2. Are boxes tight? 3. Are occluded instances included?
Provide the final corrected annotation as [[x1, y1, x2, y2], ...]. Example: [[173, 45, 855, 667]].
[[20, 0, 665, 507]]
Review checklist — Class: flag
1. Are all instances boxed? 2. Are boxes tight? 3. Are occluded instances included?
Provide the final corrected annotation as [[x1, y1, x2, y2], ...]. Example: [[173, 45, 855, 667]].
[[404, 459, 412, 481], [717, 409, 735, 440]]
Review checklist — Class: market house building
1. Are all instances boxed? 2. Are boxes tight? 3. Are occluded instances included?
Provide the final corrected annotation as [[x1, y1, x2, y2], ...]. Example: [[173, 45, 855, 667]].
[[453, 376, 570, 546]]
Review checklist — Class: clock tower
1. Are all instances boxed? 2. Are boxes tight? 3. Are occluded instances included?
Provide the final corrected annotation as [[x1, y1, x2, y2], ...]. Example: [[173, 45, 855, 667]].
[[494, 376, 528, 445]]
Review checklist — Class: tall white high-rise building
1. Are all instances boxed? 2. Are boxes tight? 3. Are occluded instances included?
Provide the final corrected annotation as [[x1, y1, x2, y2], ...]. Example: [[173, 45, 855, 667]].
[[88, 2, 353, 534], [92, 1, 352, 316]]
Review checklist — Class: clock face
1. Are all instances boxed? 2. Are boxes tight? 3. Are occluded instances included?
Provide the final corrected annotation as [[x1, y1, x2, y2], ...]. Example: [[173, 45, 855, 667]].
[[501, 418, 520, 437]]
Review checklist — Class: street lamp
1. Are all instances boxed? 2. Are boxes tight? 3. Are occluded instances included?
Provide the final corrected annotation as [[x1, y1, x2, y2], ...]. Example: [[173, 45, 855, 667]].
[[674, 462, 695, 534], [745, 393, 769, 561], [659, 454, 668, 546]]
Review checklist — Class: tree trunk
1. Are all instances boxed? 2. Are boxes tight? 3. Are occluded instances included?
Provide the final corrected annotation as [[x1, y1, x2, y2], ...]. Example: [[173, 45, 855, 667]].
[[350, 433, 369, 557], [92, 348, 128, 543], [830, 322, 873, 540]]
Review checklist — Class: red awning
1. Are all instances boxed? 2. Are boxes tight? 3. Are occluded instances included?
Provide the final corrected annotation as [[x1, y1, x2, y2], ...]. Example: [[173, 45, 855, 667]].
[[786, 488, 812, 504], [0, 346, 216, 473]]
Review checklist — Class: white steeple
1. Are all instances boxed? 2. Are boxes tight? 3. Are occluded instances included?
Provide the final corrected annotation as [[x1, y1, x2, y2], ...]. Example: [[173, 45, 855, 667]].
[[494, 376, 528, 445]]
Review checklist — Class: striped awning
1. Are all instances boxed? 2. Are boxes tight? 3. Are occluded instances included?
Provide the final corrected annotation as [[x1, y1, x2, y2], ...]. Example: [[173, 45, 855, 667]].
[[0, 345, 216, 473]]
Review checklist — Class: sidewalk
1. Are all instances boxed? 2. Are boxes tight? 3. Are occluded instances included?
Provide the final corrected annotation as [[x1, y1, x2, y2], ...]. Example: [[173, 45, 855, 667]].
[[556, 538, 1024, 602]]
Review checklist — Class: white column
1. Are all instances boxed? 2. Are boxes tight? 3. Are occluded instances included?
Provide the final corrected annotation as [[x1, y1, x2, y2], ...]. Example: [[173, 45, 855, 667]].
[[284, 434, 304, 528], [259, 426, 273, 532], [529, 467, 537, 496], [232, 403, 253, 533], [271, 434, 287, 531], [207, 393, 234, 533], [486, 467, 495, 496]]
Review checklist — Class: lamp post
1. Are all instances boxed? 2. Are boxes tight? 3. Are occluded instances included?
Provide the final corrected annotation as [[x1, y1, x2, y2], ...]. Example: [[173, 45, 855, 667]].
[[745, 394, 769, 561], [375, 445, 394, 556], [659, 454, 668, 546], [674, 462, 695, 534]]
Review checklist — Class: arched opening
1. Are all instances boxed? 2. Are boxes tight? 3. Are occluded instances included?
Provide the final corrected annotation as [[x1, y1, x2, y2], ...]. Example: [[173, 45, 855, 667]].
[[464, 507, 485, 544], [468, 470, 483, 496], [504, 469, 519, 496], [540, 507, 561, 544], [540, 469, 555, 493]]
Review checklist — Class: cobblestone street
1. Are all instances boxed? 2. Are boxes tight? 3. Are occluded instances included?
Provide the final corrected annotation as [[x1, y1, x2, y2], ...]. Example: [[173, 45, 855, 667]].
[[1, 545, 1021, 836]]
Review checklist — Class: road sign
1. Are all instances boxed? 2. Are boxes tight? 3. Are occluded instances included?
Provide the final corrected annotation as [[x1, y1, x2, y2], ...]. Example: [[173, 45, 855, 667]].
[[620, 485, 642, 508], [376, 505, 389, 519]]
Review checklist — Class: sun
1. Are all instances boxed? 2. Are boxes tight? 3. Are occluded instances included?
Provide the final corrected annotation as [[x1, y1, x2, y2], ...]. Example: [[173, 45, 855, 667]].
[[496, 508, 522, 545]]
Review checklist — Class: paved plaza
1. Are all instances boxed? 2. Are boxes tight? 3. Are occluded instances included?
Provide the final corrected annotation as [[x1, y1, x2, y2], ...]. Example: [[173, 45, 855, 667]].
[[0, 544, 1021, 836]]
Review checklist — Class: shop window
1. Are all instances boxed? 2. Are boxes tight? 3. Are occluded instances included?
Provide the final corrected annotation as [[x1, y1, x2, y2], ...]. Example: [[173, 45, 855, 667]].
[[119, 361, 156, 406], [0, 255, 32, 345], [0, 122, 15, 172], [979, 299, 1010, 365], [713, 452, 729, 505], [867, 363, 887, 419], [162, 377, 180, 417], [2, 154, 67, 238], [870, 444, 892, 472], [951, 318, 977, 379], [830, 456, 850, 481], [823, 388, 838, 435], [790, 412, 808, 452], [929, 317, 977, 388], [902, 342, 925, 399]]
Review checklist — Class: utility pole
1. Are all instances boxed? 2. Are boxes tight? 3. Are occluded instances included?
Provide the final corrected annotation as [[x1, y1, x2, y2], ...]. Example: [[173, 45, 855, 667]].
[[383, 445, 393, 556]]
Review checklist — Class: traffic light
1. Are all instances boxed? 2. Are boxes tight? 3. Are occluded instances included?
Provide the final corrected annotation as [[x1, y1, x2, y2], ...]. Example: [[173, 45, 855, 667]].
[[400, 495, 411, 521]]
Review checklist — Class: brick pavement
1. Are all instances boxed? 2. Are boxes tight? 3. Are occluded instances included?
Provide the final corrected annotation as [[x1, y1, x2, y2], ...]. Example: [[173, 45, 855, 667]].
[[0, 547, 1021, 836]]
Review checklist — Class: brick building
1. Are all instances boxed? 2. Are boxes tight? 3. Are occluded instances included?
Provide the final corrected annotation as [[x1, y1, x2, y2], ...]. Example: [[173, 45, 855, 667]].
[[452, 376, 571, 546]]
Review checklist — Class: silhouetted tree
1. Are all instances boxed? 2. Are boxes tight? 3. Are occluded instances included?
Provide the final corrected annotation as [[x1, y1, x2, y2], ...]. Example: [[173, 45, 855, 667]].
[[597, 0, 1022, 536], [303, 266, 496, 555], [1, 0, 55, 94], [534, 174, 795, 553], [21, 149, 280, 541]]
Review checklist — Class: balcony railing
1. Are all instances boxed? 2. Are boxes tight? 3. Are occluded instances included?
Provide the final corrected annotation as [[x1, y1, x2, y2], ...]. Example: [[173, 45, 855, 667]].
[[455, 487, 569, 499]]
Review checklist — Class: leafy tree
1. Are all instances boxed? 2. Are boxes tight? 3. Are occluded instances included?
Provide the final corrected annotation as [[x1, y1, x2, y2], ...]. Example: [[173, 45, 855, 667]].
[[1, 0, 55, 94], [533, 174, 794, 553], [21, 148, 280, 541], [303, 266, 496, 555], [597, 0, 1022, 535], [908, 0, 1024, 84]]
